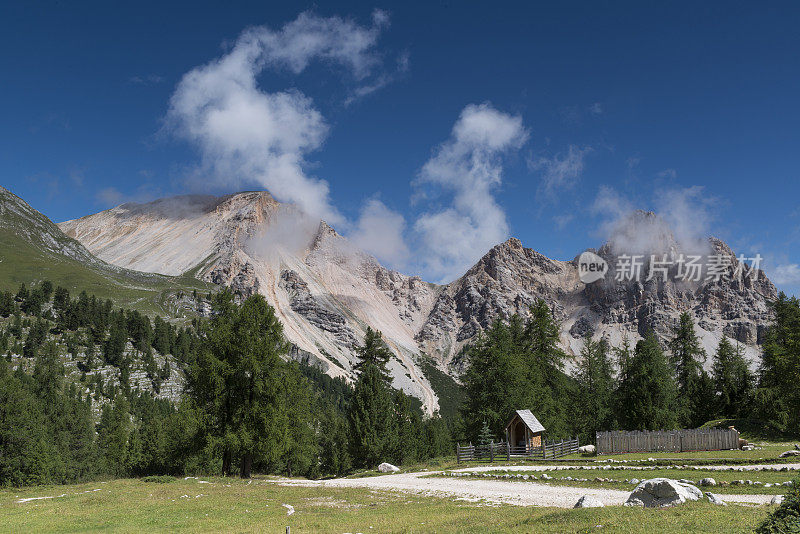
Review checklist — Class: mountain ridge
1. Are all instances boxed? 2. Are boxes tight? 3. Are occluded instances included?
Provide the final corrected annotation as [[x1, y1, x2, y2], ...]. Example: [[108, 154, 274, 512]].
[[55, 190, 777, 412]]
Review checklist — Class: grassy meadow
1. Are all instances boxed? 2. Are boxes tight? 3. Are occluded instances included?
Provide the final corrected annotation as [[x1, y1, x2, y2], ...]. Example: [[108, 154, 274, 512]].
[[0, 477, 774, 533]]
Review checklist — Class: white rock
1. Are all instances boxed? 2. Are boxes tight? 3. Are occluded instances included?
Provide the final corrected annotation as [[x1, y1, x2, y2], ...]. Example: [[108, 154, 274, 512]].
[[705, 493, 727, 506], [377, 463, 400, 473], [282, 504, 295, 515], [625, 478, 703, 508], [578, 444, 596, 455], [771, 495, 784, 505], [779, 450, 800, 458], [624, 498, 644, 507], [574, 495, 605, 508], [699, 478, 716, 487]]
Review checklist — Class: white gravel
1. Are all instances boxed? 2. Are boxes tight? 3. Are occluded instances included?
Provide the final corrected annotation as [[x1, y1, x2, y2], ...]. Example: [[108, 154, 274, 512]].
[[280, 472, 630, 507], [277, 465, 790, 508], [454, 463, 800, 472]]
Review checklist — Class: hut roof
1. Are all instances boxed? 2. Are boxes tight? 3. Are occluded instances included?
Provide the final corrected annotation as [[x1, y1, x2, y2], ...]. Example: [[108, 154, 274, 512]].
[[506, 409, 545, 433]]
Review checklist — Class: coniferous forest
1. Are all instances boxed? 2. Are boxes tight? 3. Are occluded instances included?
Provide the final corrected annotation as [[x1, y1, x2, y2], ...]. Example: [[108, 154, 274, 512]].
[[1, 280, 799, 487]]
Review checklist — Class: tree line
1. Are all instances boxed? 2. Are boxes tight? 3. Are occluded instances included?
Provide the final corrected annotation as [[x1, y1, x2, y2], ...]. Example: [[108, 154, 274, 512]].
[[460, 297, 798, 444], [0, 281, 451, 486]]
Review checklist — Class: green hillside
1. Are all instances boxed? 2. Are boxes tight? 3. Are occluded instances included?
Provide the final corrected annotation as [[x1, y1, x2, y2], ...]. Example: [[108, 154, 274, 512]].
[[0, 186, 211, 317]]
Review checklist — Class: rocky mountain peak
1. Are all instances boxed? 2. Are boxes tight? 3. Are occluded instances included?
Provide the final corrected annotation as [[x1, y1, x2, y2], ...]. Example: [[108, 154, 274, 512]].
[[57, 189, 780, 410]]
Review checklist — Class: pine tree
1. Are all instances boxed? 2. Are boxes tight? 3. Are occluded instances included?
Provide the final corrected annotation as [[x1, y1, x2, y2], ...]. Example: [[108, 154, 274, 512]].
[[712, 337, 753, 418], [669, 312, 708, 427], [754, 293, 800, 431], [477, 420, 493, 447], [461, 319, 529, 440], [353, 327, 392, 381], [617, 332, 678, 431], [318, 403, 351, 476], [0, 291, 14, 317], [347, 363, 396, 469], [574, 334, 615, 442]]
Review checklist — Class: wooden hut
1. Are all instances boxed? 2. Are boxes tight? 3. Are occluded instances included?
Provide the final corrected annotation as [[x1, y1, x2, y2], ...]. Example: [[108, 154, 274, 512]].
[[505, 409, 545, 450]]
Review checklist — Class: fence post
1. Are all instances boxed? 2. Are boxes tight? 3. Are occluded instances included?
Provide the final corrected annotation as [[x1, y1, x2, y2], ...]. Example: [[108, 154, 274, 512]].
[[506, 441, 511, 461], [456, 443, 461, 464]]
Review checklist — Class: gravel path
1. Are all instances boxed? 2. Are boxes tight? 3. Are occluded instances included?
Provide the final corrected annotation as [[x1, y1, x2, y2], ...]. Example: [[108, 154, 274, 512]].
[[277, 470, 780, 508], [454, 463, 800, 472]]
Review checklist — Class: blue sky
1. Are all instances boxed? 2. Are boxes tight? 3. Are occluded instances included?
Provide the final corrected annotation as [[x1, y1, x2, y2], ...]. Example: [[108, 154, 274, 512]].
[[1, 1, 799, 292]]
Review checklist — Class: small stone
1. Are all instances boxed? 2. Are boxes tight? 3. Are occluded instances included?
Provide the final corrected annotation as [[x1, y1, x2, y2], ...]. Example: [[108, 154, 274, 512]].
[[699, 478, 716, 487], [705, 493, 727, 506], [574, 495, 604, 508]]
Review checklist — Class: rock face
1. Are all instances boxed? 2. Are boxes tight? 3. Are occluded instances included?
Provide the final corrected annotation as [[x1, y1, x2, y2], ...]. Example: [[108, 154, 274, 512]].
[[574, 495, 604, 508], [625, 478, 703, 508], [60, 193, 778, 412]]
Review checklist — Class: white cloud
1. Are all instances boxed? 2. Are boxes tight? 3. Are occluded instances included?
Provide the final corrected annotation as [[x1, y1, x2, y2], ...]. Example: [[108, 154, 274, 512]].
[[772, 263, 800, 285], [350, 198, 410, 268], [95, 187, 125, 207], [532, 145, 591, 199], [165, 10, 391, 224], [413, 103, 528, 282], [591, 185, 716, 257]]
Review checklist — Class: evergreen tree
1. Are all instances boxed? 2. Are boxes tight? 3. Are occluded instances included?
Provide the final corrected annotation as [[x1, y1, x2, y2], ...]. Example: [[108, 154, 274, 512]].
[[188, 292, 297, 478], [353, 327, 392, 380], [712, 337, 753, 418], [348, 363, 396, 469], [15, 283, 28, 303], [754, 293, 800, 431], [477, 420, 493, 447], [669, 312, 709, 427], [461, 319, 530, 440], [318, 403, 351, 476], [0, 291, 14, 317], [97, 395, 131, 477], [574, 334, 615, 442], [23, 318, 48, 358], [617, 332, 678, 430]]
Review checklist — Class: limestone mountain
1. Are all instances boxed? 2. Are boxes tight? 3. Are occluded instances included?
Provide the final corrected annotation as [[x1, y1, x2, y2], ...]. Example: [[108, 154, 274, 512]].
[[59, 191, 777, 413], [0, 185, 209, 317]]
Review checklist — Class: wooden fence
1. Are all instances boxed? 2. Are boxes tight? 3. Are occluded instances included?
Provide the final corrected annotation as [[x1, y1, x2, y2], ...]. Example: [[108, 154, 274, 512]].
[[456, 437, 579, 463], [595, 428, 739, 455]]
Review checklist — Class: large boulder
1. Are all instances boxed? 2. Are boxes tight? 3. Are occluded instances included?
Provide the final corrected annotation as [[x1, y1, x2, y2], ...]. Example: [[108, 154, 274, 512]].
[[377, 462, 400, 473], [625, 478, 703, 508], [578, 444, 596, 455], [574, 495, 604, 508]]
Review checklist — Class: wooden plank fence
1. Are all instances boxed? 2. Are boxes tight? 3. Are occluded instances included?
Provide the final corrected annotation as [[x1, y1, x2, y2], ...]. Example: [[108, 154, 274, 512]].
[[595, 428, 739, 455], [456, 437, 579, 463]]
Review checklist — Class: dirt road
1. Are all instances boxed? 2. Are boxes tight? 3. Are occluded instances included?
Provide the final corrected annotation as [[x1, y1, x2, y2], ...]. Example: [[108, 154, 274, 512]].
[[279, 468, 781, 508]]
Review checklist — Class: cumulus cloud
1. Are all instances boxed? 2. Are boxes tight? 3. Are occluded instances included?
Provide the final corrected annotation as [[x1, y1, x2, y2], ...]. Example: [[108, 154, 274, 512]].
[[592, 185, 716, 257], [349, 198, 410, 268], [413, 103, 529, 282], [532, 145, 591, 200], [165, 10, 392, 224], [772, 263, 800, 285]]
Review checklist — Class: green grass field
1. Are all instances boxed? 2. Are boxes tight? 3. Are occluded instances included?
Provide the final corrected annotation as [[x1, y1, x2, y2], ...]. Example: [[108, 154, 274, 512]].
[[0, 227, 211, 318], [0, 477, 774, 533]]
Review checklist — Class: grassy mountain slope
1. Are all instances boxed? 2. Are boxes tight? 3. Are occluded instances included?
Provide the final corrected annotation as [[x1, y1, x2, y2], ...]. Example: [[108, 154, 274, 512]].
[[0, 186, 211, 317]]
